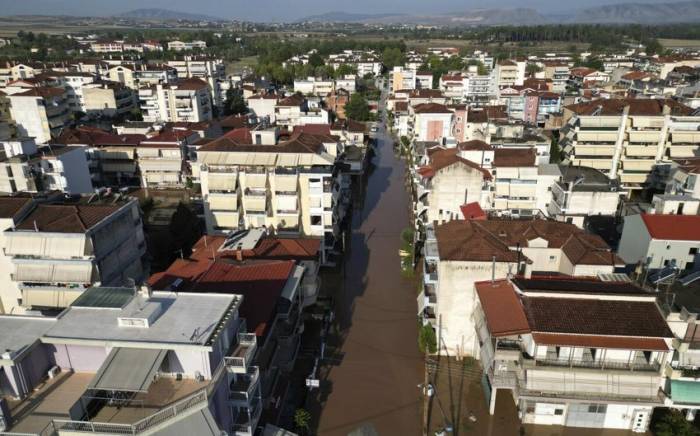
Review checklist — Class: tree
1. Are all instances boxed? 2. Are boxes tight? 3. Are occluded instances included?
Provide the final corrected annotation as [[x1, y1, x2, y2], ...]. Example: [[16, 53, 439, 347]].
[[549, 133, 561, 164], [344, 93, 370, 121], [418, 323, 437, 354], [308, 52, 324, 68], [294, 409, 312, 435], [169, 202, 201, 259], [654, 409, 699, 436], [526, 63, 543, 75], [644, 38, 664, 56], [224, 88, 247, 116], [381, 47, 405, 70]]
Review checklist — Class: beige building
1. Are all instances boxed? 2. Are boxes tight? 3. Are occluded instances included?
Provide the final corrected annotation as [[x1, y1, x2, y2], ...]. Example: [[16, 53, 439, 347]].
[[197, 132, 341, 257], [561, 98, 700, 193], [82, 81, 136, 117], [0, 195, 146, 314], [421, 219, 623, 356]]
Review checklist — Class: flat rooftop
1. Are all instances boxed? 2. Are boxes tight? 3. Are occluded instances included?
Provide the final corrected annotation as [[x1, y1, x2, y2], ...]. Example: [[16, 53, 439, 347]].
[[0, 315, 56, 360], [43, 291, 241, 348]]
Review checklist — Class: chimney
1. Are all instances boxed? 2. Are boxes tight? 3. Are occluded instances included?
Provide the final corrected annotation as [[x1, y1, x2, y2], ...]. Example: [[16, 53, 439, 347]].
[[139, 284, 153, 299], [235, 245, 243, 262]]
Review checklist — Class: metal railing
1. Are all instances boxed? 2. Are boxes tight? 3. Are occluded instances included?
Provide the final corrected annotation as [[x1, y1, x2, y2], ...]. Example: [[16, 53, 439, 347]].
[[49, 361, 227, 435], [530, 357, 661, 372]]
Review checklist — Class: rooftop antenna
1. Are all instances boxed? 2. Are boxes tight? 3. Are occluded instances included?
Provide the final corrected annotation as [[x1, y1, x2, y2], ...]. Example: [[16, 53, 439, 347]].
[[491, 255, 496, 285], [33, 220, 38, 232]]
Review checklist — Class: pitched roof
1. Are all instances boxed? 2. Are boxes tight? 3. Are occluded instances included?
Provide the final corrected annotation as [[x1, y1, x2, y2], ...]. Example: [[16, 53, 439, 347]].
[[493, 148, 536, 167], [413, 103, 452, 114], [15, 204, 122, 233], [513, 277, 647, 295], [531, 333, 669, 351], [418, 148, 491, 180], [566, 98, 694, 117], [457, 140, 492, 151], [198, 131, 334, 155], [522, 296, 672, 338], [0, 196, 32, 219], [460, 202, 487, 220], [435, 219, 620, 265], [189, 234, 320, 262], [475, 280, 530, 336], [640, 214, 700, 241]]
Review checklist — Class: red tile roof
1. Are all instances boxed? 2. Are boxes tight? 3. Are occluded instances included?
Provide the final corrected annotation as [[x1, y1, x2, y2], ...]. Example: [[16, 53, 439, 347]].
[[493, 148, 536, 167], [148, 259, 295, 337], [460, 202, 487, 220], [0, 197, 32, 219], [475, 280, 530, 336], [413, 103, 451, 114], [419, 148, 491, 180], [190, 234, 320, 262], [640, 214, 700, 241], [15, 204, 122, 233]]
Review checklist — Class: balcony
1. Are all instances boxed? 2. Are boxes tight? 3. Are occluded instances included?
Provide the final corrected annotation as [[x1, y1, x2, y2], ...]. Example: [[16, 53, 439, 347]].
[[229, 366, 260, 405], [232, 398, 262, 435], [226, 333, 258, 374], [524, 357, 661, 372]]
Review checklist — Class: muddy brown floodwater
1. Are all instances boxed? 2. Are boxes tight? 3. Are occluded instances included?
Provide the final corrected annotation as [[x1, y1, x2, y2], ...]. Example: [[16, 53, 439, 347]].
[[308, 90, 424, 436]]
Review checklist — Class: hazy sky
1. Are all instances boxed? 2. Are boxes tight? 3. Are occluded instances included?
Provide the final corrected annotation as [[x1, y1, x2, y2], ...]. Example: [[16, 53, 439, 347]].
[[0, 0, 668, 22]]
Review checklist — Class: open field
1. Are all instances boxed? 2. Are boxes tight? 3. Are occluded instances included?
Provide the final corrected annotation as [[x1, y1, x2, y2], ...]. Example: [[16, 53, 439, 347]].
[[659, 38, 700, 49], [227, 56, 258, 74]]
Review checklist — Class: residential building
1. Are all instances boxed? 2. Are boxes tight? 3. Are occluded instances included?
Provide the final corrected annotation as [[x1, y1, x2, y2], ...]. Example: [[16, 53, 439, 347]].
[[0, 195, 146, 313], [547, 165, 623, 228], [413, 147, 492, 229], [0, 286, 259, 435], [167, 40, 207, 51], [618, 214, 700, 271], [0, 195, 35, 313], [560, 98, 700, 192], [197, 132, 342, 259], [409, 103, 453, 143], [167, 57, 227, 108], [82, 81, 135, 117], [139, 78, 213, 123], [0, 138, 92, 194], [665, 305, 700, 418], [137, 130, 198, 188], [495, 60, 526, 87], [247, 93, 279, 123], [421, 219, 623, 356], [7, 87, 71, 143], [476, 277, 670, 432]]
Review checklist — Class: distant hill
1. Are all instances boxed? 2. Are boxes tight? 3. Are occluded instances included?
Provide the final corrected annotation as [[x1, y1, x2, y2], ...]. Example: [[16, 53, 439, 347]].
[[117, 8, 219, 22], [297, 11, 405, 23], [573, 0, 700, 23], [298, 8, 547, 26]]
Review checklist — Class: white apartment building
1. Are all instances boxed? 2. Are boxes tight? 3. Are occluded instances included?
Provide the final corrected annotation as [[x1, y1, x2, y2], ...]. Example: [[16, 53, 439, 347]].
[[167, 40, 207, 51], [167, 57, 227, 108], [0, 195, 34, 314], [7, 87, 71, 143], [247, 94, 278, 123], [547, 165, 623, 228], [476, 277, 671, 432], [561, 98, 700, 192], [0, 286, 260, 435], [495, 60, 526, 87], [0, 195, 146, 314], [139, 78, 213, 123], [409, 103, 453, 143], [618, 214, 700, 271]]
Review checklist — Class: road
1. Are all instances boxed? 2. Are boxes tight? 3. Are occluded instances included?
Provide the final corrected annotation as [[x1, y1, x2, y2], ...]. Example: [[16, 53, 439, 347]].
[[311, 85, 424, 436]]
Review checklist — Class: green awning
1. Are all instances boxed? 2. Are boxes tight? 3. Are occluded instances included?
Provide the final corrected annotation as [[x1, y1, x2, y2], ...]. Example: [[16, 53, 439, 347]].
[[671, 380, 700, 405]]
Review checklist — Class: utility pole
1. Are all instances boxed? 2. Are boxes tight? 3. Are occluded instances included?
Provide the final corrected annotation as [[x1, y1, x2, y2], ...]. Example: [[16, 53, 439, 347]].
[[422, 349, 430, 436]]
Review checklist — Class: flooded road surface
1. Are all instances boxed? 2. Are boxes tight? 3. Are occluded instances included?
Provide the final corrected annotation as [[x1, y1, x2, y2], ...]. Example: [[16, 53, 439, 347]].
[[311, 97, 424, 435]]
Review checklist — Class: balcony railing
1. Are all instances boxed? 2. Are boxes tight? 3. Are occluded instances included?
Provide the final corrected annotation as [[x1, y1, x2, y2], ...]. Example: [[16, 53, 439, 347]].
[[528, 357, 661, 372]]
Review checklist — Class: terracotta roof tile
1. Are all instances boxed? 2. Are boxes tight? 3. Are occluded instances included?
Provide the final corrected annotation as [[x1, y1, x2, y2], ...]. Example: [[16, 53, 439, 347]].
[[475, 280, 530, 336], [15, 204, 121, 233], [640, 214, 700, 241]]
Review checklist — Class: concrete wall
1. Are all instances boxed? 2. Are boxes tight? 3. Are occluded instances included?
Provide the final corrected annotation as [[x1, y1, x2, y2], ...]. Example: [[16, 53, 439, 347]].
[[617, 215, 652, 266], [50, 344, 110, 372], [428, 164, 485, 224]]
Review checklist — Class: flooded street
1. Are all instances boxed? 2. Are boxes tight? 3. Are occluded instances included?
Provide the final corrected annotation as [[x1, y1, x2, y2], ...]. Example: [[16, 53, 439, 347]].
[[309, 91, 424, 436]]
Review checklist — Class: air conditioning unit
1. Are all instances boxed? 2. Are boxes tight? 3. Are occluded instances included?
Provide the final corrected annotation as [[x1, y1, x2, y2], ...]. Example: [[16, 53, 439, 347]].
[[47, 366, 60, 379]]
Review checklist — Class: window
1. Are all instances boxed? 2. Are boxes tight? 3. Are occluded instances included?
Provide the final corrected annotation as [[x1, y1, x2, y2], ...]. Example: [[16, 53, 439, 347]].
[[549, 256, 556, 261], [311, 215, 322, 226], [691, 248, 698, 255], [554, 409, 564, 416]]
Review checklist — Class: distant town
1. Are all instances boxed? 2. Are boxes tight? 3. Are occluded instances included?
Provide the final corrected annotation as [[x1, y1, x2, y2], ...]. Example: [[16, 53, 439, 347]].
[[0, 15, 700, 436]]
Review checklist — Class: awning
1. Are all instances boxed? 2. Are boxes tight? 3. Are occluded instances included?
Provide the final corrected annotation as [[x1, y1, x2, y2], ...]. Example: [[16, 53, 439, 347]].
[[22, 287, 85, 309], [670, 380, 700, 405], [89, 347, 168, 392]]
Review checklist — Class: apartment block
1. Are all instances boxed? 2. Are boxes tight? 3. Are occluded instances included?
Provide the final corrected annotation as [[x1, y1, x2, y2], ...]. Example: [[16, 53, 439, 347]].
[[476, 277, 671, 432], [561, 98, 700, 192], [7, 87, 71, 143], [197, 132, 341, 259], [420, 219, 623, 356], [139, 78, 213, 123], [0, 286, 258, 435], [0, 195, 146, 313]]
